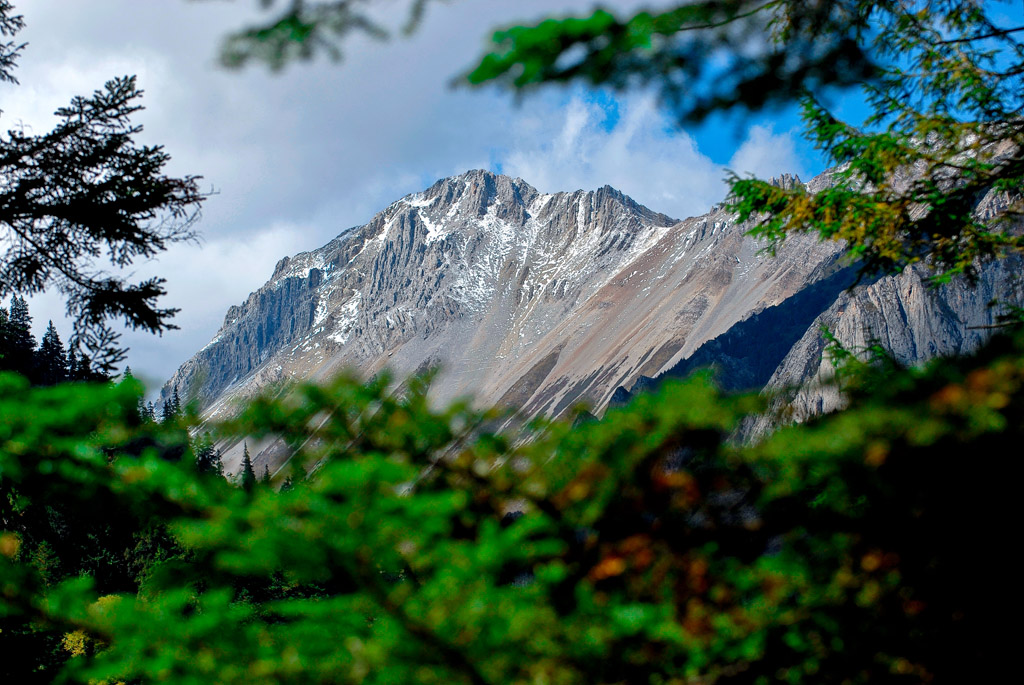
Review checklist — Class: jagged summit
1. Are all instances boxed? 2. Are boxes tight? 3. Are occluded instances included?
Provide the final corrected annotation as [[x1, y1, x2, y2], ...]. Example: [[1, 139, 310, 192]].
[[768, 173, 802, 190], [399, 169, 676, 229]]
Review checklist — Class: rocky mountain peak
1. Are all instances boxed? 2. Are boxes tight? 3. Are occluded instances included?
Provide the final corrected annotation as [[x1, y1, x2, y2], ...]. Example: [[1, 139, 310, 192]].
[[768, 173, 803, 190], [407, 169, 539, 225], [166, 170, 693, 418], [164, 165, 1023, 479]]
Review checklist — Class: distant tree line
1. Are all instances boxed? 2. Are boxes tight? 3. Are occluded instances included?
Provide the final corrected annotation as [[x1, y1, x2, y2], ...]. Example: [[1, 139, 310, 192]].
[[0, 296, 107, 385], [0, 292, 276, 490]]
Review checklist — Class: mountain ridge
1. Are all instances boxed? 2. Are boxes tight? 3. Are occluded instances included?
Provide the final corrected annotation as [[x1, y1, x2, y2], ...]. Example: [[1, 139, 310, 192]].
[[164, 167, 1020, 476], [167, 168, 837, 412]]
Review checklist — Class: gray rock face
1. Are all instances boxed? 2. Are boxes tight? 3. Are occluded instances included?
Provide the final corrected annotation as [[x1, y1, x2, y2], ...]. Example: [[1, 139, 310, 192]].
[[740, 256, 1024, 438], [165, 167, 1018, 473]]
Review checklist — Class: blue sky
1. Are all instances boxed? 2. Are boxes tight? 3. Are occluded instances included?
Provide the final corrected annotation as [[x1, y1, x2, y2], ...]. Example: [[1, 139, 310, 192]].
[[5, 0, 856, 388]]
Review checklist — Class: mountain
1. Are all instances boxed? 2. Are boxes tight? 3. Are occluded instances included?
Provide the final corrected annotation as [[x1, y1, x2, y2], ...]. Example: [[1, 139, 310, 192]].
[[739, 253, 1024, 437], [165, 169, 1020, 475]]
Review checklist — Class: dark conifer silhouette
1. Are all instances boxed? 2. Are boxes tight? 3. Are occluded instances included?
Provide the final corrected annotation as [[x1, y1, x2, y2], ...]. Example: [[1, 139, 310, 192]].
[[160, 386, 182, 423], [240, 442, 257, 493], [3, 295, 35, 376], [35, 320, 68, 385], [65, 347, 80, 380], [71, 351, 101, 382], [195, 435, 224, 476], [0, 306, 10, 369], [1, 6, 205, 372]]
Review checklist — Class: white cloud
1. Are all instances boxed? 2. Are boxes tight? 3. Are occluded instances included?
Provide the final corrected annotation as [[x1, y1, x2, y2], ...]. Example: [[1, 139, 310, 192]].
[[1, 48, 177, 138], [498, 95, 805, 220], [22, 222, 312, 393], [727, 124, 806, 181]]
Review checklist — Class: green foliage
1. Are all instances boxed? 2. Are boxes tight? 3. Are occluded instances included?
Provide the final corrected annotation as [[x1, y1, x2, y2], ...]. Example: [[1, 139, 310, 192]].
[[2, 1, 1017, 681], [0, 372, 191, 681], [2, 332, 1021, 682], [465, 1, 877, 122]]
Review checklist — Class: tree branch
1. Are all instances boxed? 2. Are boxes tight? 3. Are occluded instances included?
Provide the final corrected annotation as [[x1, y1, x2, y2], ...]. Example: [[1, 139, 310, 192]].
[[935, 24, 1024, 45]]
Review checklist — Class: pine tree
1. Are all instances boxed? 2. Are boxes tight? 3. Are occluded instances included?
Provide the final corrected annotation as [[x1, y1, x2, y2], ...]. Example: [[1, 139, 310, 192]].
[[160, 386, 181, 423], [240, 442, 257, 493], [122, 366, 149, 419], [72, 351, 100, 382], [141, 401, 157, 423], [261, 464, 271, 486], [0, 306, 10, 370], [195, 434, 224, 476], [66, 347, 81, 381], [66, 348, 105, 384], [35, 320, 68, 386], [5, 295, 36, 377]]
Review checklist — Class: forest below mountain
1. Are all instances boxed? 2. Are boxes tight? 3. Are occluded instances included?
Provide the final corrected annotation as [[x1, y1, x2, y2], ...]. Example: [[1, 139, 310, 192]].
[[3, 1, 1023, 683]]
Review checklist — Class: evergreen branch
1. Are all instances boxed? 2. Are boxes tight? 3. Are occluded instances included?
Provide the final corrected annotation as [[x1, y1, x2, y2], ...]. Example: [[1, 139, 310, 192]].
[[935, 24, 1024, 45]]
